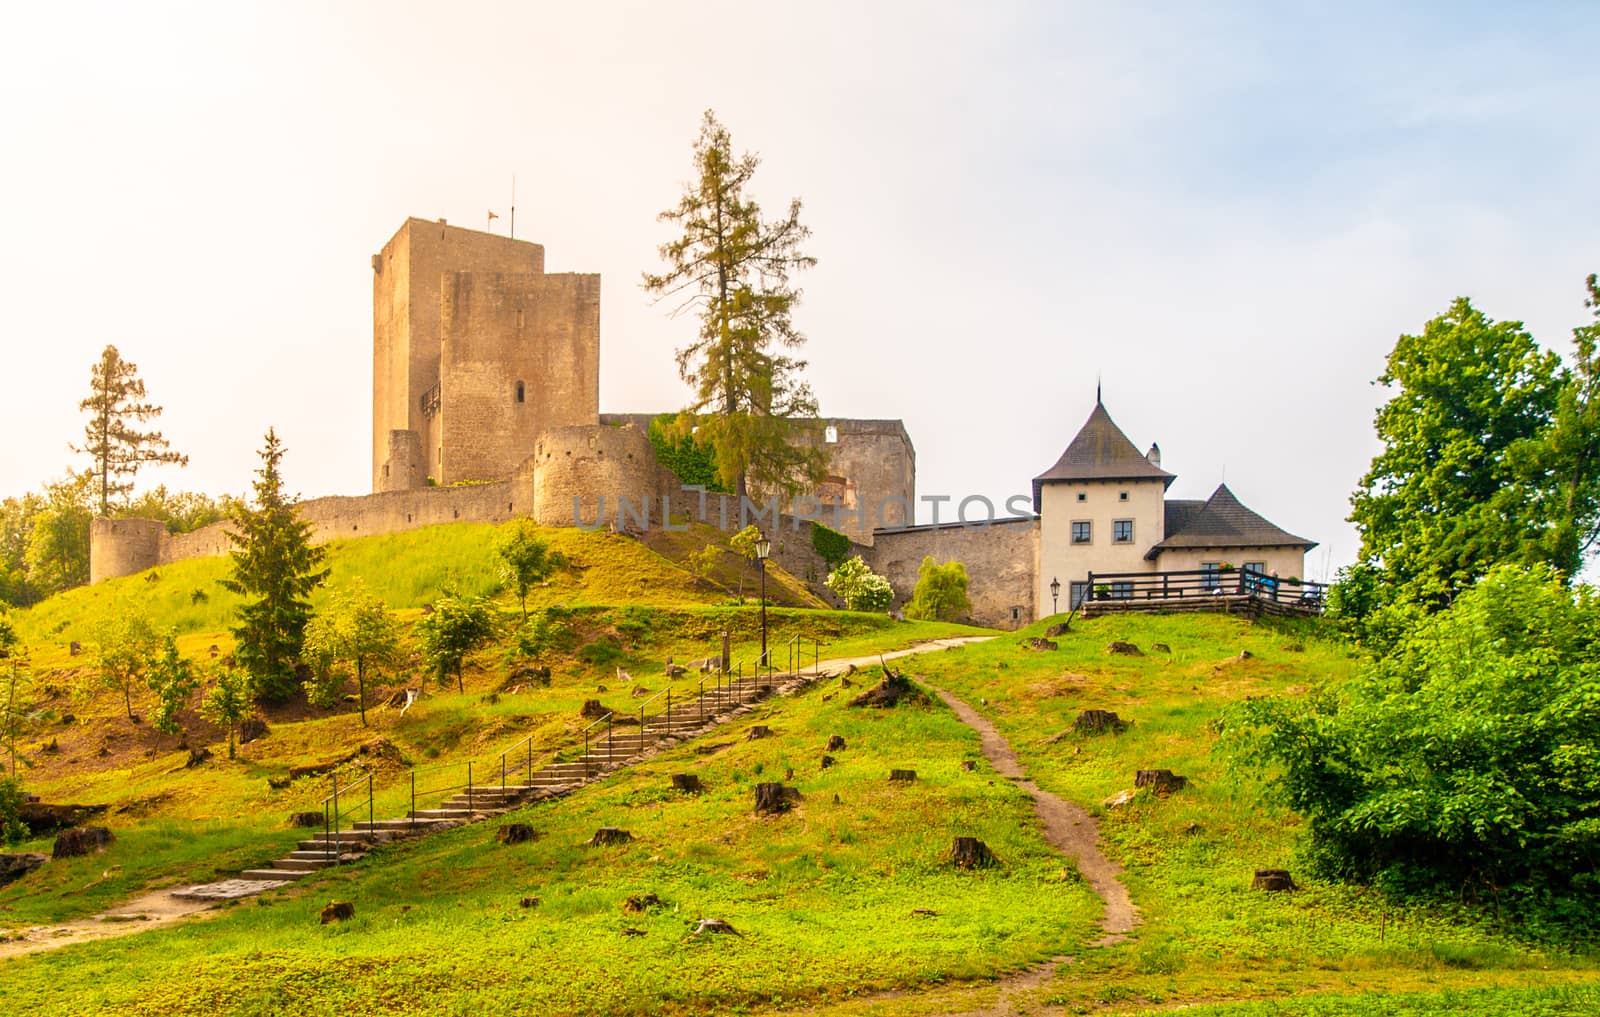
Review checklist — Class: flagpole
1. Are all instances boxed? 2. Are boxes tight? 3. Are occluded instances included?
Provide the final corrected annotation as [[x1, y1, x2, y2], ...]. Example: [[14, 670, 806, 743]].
[[510, 174, 516, 240]]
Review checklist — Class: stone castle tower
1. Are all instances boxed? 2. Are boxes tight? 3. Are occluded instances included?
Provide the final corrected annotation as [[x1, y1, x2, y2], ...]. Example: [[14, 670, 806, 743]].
[[372, 218, 600, 491]]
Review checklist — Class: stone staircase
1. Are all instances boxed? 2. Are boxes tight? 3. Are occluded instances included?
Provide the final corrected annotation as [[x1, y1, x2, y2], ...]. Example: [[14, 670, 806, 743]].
[[193, 669, 800, 897]]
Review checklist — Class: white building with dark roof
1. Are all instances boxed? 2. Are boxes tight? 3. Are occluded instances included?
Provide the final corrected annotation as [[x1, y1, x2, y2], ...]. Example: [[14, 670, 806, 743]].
[[870, 396, 1318, 627]]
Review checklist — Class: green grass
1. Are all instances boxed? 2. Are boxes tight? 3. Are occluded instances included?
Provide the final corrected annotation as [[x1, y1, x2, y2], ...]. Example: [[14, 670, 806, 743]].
[[2, 675, 1101, 1016]]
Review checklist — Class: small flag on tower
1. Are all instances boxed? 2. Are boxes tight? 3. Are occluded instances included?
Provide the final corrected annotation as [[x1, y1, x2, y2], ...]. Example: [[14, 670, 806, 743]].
[[487, 210, 499, 232]]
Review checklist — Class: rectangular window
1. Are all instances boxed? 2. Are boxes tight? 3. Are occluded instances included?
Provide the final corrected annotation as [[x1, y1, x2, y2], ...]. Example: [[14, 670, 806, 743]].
[[1076, 492, 1087, 502], [1069, 581, 1089, 608], [1201, 562, 1221, 591], [1112, 519, 1134, 543], [1119, 491, 1129, 502], [1111, 581, 1133, 600], [1071, 521, 1091, 544], [1243, 561, 1269, 594]]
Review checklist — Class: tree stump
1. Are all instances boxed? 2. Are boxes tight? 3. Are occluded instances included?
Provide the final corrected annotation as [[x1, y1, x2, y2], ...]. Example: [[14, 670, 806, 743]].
[[665, 664, 687, 678], [825, 734, 846, 751], [848, 669, 923, 708], [1134, 769, 1187, 793], [588, 827, 633, 847], [1073, 710, 1128, 735], [495, 823, 537, 845], [949, 837, 998, 870], [1151, 643, 1171, 653], [746, 725, 772, 741], [1022, 637, 1058, 651], [960, 760, 976, 772], [753, 782, 801, 814], [692, 917, 741, 937], [888, 769, 917, 783], [239, 717, 270, 744], [320, 901, 355, 924], [1237, 650, 1254, 661], [1106, 641, 1144, 656], [579, 699, 611, 720], [185, 747, 212, 768], [1252, 868, 1296, 891], [671, 773, 703, 793], [288, 811, 324, 828], [519, 896, 541, 909], [622, 892, 662, 913], [52, 826, 113, 859], [819, 755, 836, 769], [1044, 622, 1070, 637], [0, 853, 47, 889]]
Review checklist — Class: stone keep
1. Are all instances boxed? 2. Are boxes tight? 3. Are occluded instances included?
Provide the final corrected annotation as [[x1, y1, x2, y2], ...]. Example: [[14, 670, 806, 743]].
[[372, 218, 600, 490]]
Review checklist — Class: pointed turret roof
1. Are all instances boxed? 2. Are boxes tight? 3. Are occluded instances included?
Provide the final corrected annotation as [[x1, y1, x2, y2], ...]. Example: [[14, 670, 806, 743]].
[[1147, 483, 1316, 558], [1032, 400, 1174, 510]]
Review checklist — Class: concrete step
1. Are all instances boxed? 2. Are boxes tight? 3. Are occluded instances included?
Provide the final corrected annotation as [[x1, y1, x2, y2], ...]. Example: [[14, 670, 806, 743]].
[[410, 808, 478, 820], [241, 868, 308, 881], [303, 830, 377, 843], [288, 849, 361, 862], [352, 818, 450, 832], [271, 858, 337, 871]]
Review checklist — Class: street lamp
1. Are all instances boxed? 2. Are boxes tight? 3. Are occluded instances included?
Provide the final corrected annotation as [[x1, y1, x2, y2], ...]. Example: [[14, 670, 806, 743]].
[[1050, 576, 1061, 615], [754, 530, 772, 670]]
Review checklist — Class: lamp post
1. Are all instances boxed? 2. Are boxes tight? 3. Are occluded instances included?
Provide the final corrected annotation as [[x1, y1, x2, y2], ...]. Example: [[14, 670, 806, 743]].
[[754, 530, 772, 671], [1050, 576, 1061, 616]]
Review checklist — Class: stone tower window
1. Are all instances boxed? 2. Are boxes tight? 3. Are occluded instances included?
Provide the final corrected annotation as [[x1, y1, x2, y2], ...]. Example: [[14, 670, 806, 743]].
[[515, 381, 525, 404], [824, 425, 838, 443]]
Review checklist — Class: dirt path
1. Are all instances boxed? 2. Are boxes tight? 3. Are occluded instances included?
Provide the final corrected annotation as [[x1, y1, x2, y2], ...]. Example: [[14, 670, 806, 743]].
[[929, 684, 1138, 945], [0, 889, 220, 961]]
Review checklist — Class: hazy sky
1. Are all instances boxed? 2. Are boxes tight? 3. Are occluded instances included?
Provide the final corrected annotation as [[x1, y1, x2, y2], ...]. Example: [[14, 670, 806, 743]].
[[3, 1, 1596, 580]]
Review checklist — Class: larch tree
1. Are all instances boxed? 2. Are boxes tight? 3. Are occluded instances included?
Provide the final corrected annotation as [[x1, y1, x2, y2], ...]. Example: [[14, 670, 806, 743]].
[[302, 581, 401, 726], [222, 429, 329, 702], [643, 110, 828, 501], [73, 345, 188, 516]]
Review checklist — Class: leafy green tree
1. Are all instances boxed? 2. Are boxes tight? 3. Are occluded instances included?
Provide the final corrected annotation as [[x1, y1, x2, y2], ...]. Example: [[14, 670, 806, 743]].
[[302, 582, 402, 725], [1349, 298, 1567, 610], [1, 641, 30, 780], [685, 543, 722, 587], [24, 473, 92, 597], [120, 487, 238, 535], [825, 555, 893, 612], [222, 429, 328, 702], [904, 557, 971, 622], [643, 110, 828, 501], [728, 524, 762, 601], [0, 608, 16, 660], [92, 611, 158, 720], [0, 494, 42, 607], [1228, 565, 1600, 930], [202, 662, 253, 760], [1541, 273, 1600, 569], [145, 633, 198, 741], [416, 590, 496, 694], [497, 521, 560, 623], [72, 345, 188, 516]]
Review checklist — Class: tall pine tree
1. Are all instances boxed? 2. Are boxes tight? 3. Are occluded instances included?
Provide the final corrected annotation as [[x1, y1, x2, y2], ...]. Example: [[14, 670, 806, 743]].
[[222, 429, 328, 701], [73, 345, 188, 516], [643, 110, 827, 500]]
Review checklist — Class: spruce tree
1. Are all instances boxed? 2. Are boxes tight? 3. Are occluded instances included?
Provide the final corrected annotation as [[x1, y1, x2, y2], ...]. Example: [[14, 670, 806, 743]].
[[643, 110, 828, 500], [222, 429, 328, 701], [73, 345, 188, 516]]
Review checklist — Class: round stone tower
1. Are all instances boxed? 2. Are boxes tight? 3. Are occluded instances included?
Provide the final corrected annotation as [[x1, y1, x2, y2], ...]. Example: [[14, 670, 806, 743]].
[[89, 517, 166, 584]]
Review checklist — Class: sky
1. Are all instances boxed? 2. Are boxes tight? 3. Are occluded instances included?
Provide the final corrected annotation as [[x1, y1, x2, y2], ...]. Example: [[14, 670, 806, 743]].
[[1, 1, 1596, 581]]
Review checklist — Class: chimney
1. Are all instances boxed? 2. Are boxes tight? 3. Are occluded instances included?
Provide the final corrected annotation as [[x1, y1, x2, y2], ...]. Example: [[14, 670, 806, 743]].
[[1147, 443, 1161, 468]]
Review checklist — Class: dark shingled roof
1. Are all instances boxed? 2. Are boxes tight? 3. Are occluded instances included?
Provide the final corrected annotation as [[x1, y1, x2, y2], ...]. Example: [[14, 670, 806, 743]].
[[1032, 401, 1174, 510], [1148, 484, 1317, 558]]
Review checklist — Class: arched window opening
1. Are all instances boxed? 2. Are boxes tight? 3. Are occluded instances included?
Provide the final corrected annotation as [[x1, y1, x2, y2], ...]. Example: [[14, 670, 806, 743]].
[[515, 381, 526, 404]]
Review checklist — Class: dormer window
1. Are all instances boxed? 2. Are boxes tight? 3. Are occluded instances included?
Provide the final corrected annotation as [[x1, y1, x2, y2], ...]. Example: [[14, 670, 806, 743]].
[[515, 381, 525, 404]]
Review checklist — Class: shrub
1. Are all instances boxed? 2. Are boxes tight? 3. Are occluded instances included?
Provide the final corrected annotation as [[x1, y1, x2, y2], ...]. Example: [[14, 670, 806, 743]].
[[0, 776, 28, 844], [904, 557, 970, 621], [810, 524, 851, 571], [825, 556, 893, 612], [1228, 565, 1600, 934]]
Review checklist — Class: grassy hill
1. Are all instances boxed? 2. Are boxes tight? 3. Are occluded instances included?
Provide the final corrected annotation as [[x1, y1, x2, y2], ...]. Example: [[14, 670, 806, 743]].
[[2, 528, 1596, 1014]]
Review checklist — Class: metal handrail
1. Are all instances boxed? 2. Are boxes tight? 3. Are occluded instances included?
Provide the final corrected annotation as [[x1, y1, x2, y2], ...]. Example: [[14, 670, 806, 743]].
[[582, 711, 615, 775]]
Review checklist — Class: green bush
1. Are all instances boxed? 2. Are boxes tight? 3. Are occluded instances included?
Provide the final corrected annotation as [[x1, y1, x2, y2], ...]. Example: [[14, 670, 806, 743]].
[[0, 775, 27, 844], [514, 607, 579, 658], [576, 635, 624, 667], [904, 557, 971, 621], [825, 556, 893, 612], [1228, 564, 1600, 936], [647, 415, 729, 493]]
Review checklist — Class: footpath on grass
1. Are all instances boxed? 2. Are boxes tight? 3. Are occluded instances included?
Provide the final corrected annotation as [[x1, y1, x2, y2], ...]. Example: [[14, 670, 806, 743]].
[[0, 636, 992, 961]]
